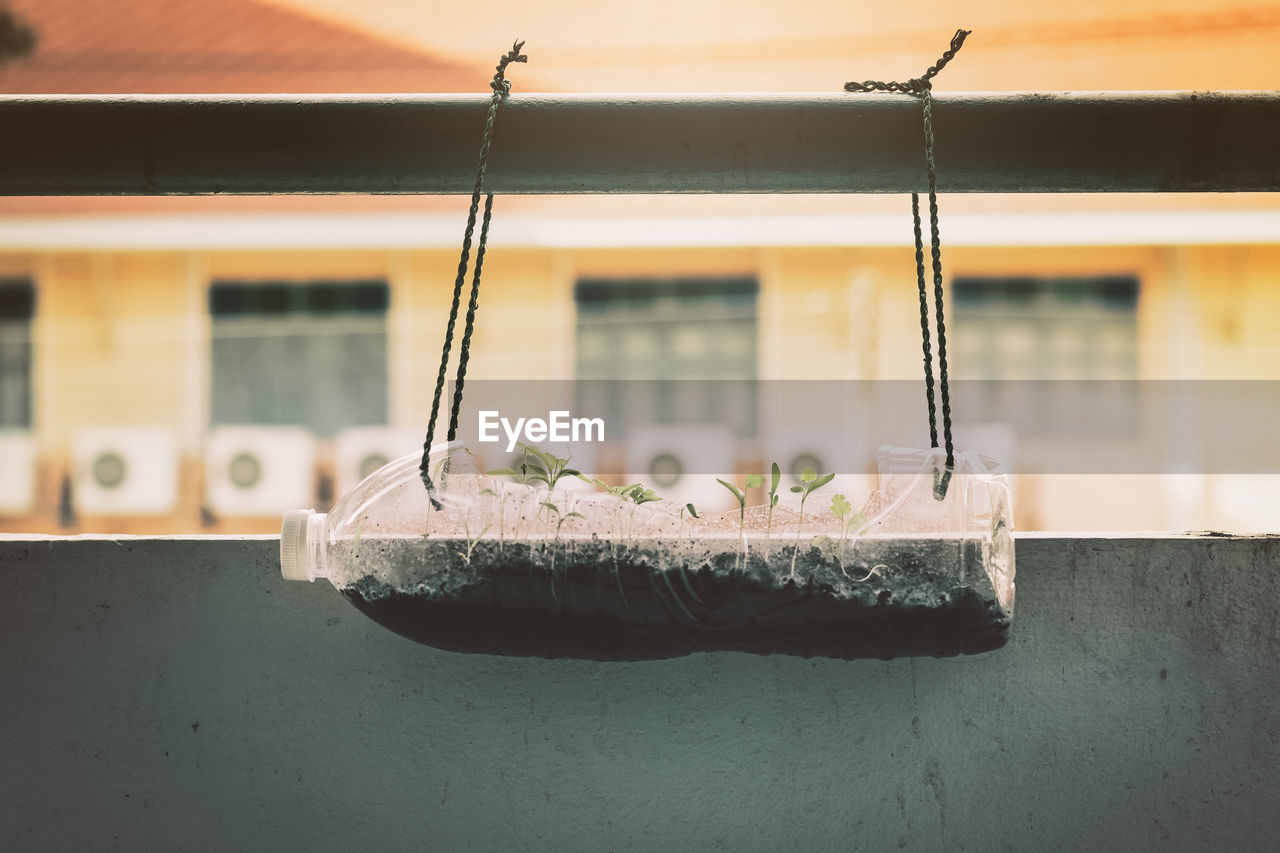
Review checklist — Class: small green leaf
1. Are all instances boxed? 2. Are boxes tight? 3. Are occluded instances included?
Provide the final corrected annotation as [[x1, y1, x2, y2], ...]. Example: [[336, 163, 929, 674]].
[[540, 500, 559, 514], [850, 512, 868, 533], [831, 493, 852, 517], [771, 462, 781, 493], [790, 485, 803, 493], [745, 473, 764, 489], [800, 467, 817, 484], [566, 511, 585, 519], [716, 478, 745, 504], [771, 494, 779, 507], [686, 503, 699, 519], [519, 443, 554, 468], [486, 468, 518, 477], [812, 472, 835, 491], [479, 487, 497, 497], [629, 486, 661, 504], [561, 468, 580, 478]]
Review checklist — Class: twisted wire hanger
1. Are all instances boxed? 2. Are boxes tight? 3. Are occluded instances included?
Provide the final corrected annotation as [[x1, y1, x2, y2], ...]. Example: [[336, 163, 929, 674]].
[[845, 29, 970, 498], [420, 40, 527, 503]]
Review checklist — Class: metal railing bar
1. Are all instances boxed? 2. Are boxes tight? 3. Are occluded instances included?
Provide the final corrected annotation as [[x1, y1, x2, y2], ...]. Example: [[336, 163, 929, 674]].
[[0, 92, 1276, 195]]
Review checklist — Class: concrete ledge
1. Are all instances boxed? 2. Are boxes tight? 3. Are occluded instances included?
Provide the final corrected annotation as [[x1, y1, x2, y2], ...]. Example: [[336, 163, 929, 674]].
[[2, 533, 1278, 850]]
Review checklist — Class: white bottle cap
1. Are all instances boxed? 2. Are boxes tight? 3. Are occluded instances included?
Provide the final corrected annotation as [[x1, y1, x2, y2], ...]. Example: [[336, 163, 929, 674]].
[[280, 508, 315, 581]]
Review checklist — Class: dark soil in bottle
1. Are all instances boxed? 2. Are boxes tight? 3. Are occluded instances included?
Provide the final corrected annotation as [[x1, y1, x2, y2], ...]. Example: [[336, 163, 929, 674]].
[[338, 536, 1012, 661]]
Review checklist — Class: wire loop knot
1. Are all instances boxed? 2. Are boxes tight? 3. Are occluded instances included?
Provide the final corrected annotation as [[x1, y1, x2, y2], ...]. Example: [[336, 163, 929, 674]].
[[490, 40, 528, 97], [843, 29, 968, 95]]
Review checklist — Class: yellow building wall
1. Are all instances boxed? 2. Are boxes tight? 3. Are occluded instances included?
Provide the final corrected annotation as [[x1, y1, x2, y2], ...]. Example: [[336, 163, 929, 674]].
[[1194, 244, 1280, 379], [5, 241, 1280, 533], [35, 252, 189, 446]]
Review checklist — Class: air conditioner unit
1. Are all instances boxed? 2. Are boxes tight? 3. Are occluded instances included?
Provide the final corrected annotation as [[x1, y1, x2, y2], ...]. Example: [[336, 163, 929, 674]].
[[0, 430, 36, 515], [73, 426, 178, 515], [764, 425, 874, 510], [625, 424, 737, 512], [206, 426, 314, 517], [334, 427, 424, 495]]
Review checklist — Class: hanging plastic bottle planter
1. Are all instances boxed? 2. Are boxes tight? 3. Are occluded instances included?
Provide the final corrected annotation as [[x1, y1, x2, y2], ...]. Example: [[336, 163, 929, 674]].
[[279, 32, 1017, 660], [281, 440, 1013, 660]]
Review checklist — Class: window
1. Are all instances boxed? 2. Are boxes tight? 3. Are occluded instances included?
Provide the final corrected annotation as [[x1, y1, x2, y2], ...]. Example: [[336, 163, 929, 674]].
[[0, 278, 34, 429], [209, 280, 389, 438], [952, 276, 1138, 379], [951, 275, 1139, 434], [574, 276, 758, 436]]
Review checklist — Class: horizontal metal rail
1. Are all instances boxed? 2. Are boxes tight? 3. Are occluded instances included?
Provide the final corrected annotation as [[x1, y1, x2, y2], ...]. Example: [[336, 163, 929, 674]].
[[0, 92, 1276, 195]]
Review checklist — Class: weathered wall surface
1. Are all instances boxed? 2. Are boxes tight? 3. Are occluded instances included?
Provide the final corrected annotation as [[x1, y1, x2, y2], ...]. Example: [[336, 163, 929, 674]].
[[1, 534, 1277, 851]]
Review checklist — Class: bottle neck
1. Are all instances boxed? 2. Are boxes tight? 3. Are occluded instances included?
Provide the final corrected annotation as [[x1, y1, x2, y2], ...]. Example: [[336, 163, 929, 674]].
[[307, 511, 330, 581]]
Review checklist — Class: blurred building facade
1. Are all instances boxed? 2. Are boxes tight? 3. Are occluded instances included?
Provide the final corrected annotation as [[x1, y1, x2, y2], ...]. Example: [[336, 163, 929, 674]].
[[1, 0, 1278, 533]]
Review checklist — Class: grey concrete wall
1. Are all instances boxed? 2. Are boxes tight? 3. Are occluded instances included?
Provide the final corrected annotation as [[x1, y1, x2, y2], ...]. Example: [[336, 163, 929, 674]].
[[1, 534, 1277, 852]]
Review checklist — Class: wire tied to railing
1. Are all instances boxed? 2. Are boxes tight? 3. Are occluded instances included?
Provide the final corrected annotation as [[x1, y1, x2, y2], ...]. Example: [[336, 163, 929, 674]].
[[844, 29, 969, 499], [843, 29, 969, 94], [420, 40, 527, 504]]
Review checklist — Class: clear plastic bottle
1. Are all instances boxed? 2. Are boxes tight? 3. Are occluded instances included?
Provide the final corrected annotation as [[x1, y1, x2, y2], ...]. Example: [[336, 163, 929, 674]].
[[281, 441, 1015, 660]]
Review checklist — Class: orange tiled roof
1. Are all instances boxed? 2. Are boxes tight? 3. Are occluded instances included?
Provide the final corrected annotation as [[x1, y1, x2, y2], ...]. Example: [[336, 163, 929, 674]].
[[0, 0, 535, 93], [265, 0, 1280, 92]]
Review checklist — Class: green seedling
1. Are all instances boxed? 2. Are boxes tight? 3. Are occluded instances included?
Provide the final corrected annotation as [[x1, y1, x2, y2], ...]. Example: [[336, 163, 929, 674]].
[[486, 445, 536, 485], [583, 478, 660, 506], [539, 500, 584, 598], [830, 493, 869, 577], [766, 462, 781, 539], [479, 486, 508, 551], [676, 502, 699, 550], [488, 442, 580, 490], [717, 477, 747, 523], [670, 502, 706, 603], [830, 493, 852, 527], [789, 467, 835, 581], [745, 472, 765, 546], [459, 512, 491, 565], [588, 478, 640, 498], [627, 485, 661, 505], [540, 500, 583, 540], [620, 485, 661, 548], [584, 479, 643, 554], [717, 477, 752, 567]]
